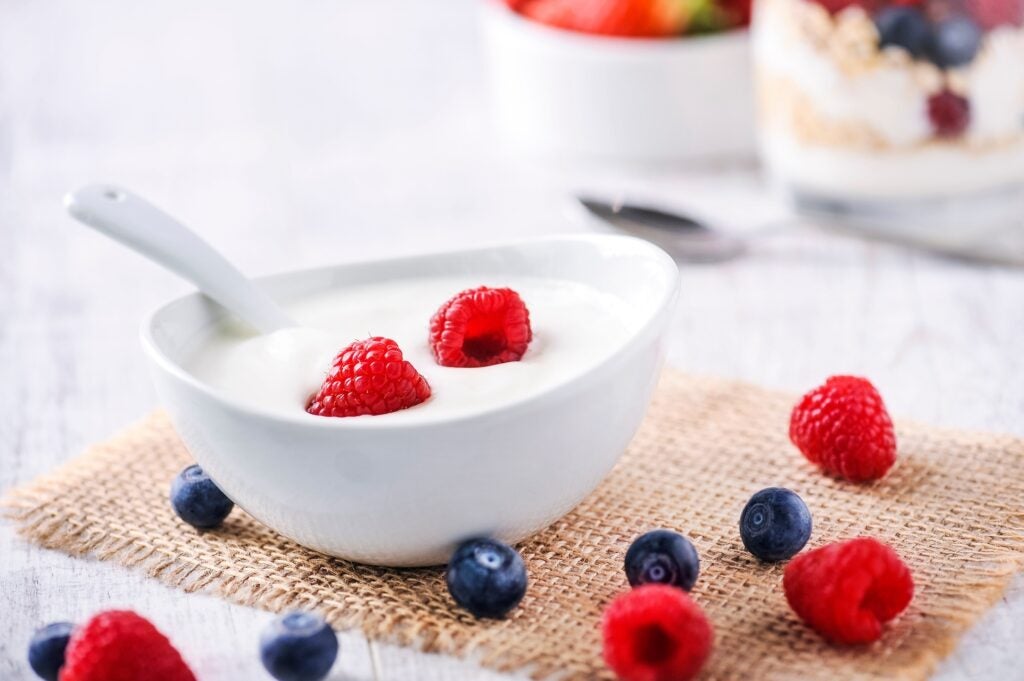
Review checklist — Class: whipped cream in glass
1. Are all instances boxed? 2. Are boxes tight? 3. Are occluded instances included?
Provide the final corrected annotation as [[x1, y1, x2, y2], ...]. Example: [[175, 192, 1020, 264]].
[[185, 276, 634, 423], [753, 0, 1024, 222]]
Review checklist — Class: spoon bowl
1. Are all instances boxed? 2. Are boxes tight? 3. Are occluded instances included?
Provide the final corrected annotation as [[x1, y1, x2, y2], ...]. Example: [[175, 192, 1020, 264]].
[[577, 196, 748, 263]]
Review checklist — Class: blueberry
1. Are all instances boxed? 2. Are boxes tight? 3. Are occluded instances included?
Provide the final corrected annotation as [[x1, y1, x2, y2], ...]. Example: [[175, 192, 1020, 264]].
[[445, 538, 527, 619], [874, 6, 931, 58], [259, 612, 339, 681], [169, 464, 234, 529], [739, 487, 812, 562], [927, 15, 983, 68], [623, 529, 700, 591], [27, 622, 74, 681]]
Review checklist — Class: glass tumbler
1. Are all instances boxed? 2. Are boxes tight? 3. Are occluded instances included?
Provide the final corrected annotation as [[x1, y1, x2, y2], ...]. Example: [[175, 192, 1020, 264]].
[[753, 0, 1024, 228]]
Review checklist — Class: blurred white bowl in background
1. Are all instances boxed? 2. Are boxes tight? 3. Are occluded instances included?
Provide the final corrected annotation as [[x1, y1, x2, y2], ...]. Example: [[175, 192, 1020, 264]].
[[481, 0, 756, 164]]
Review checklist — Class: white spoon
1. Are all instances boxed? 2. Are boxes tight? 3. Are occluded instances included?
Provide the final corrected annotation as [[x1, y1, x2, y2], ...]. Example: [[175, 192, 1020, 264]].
[[65, 184, 296, 333]]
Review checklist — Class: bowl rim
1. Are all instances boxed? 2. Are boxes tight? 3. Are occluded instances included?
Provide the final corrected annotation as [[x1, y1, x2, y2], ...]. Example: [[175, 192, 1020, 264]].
[[481, 0, 750, 53], [140, 233, 680, 431]]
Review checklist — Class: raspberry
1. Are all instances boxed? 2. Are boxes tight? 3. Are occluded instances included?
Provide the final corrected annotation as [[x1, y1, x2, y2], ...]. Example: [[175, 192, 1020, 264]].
[[784, 538, 914, 644], [967, 0, 1024, 29], [429, 287, 532, 368], [61, 611, 196, 681], [928, 90, 971, 138], [602, 584, 713, 681], [808, 0, 876, 15], [306, 337, 431, 417], [789, 375, 897, 482]]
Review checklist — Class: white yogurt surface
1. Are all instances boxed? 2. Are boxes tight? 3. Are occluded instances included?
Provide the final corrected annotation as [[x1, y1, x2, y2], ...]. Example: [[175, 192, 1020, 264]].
[[185, 276, 634, 422]]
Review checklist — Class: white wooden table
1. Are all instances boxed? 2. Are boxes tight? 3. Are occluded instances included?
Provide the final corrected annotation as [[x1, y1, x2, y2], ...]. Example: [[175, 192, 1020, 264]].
[[2, 1, 1022, 678]]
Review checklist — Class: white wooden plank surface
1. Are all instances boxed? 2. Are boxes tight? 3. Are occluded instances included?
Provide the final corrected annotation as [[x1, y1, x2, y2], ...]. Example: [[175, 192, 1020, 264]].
[[1, 1, 1022, 679]]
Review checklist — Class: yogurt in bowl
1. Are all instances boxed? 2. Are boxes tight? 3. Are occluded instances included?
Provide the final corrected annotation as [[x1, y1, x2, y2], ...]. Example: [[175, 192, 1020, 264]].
[[143, 235, 679, 566], [187, 277, 633, 423]]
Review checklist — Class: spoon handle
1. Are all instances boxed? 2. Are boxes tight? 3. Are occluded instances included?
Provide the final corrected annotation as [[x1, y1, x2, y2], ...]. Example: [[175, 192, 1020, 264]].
[[65, 184, 294, 333]]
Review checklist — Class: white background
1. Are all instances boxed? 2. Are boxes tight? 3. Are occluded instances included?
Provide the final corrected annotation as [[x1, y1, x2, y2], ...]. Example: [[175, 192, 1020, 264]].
[[1, 0, 1022, 678]]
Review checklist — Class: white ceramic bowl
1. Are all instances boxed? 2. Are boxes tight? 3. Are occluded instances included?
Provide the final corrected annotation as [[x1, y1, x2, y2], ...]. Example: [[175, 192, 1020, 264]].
[[142, 235, 679, 566], [481, 0, 756, 162]]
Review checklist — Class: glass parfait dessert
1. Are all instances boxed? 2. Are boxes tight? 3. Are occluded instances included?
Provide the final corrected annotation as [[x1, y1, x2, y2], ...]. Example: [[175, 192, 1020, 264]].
[[753, 0, 1024, 226]]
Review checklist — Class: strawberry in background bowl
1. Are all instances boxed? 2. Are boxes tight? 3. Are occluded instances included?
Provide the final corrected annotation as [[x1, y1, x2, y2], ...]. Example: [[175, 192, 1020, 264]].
[[509, 0, 751, 37], [482, 0, 756, 162]]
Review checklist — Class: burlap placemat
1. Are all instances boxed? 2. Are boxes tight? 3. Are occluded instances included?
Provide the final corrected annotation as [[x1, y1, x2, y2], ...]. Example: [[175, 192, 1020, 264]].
[[5, 371, 1024, 680]]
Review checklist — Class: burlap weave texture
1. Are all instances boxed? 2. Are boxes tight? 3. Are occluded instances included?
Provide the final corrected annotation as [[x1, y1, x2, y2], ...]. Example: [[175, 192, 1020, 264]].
[[5, 371, 1024, 680]]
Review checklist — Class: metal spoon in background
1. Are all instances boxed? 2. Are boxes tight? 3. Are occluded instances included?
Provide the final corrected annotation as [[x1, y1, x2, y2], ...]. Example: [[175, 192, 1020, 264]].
[[576, 196, 749, 263], [578, 193, 1024, 267]]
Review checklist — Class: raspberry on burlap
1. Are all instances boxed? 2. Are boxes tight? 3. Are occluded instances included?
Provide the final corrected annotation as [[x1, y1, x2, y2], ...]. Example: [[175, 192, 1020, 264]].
[[784, 538, 914, 645], [789, 375, 898, 482]]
